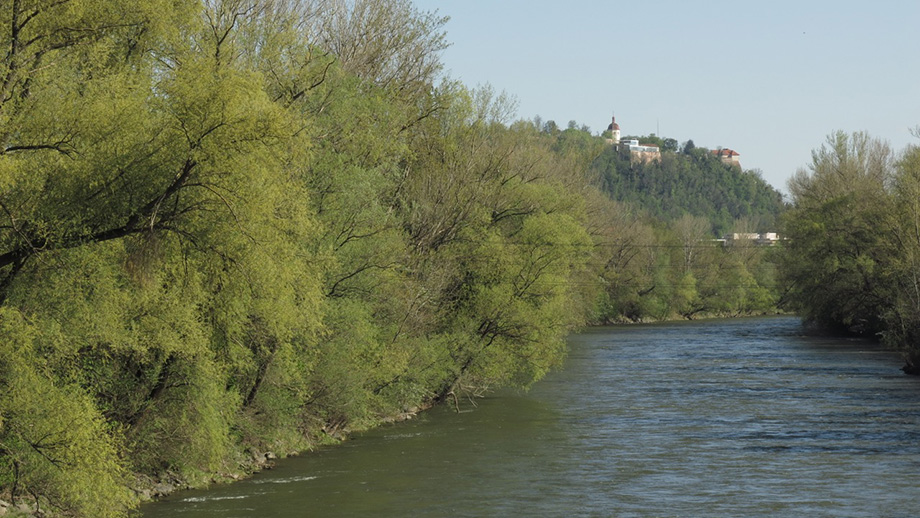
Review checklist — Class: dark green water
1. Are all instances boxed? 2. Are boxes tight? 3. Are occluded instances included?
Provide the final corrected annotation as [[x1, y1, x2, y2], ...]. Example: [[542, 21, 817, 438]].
[[142, 316, 920, 517]]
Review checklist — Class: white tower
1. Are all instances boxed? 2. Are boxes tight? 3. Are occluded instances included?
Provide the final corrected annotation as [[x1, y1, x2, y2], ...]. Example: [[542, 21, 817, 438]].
[[607, 114, 621, 144]]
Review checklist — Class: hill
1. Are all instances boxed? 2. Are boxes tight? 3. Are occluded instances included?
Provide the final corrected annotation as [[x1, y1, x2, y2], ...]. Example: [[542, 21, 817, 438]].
[[591, 136, 787, 235]]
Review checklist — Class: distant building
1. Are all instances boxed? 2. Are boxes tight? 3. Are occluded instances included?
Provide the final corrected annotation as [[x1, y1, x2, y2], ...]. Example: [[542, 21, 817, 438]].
[[722, 232, 780, 246], [620, 139, 661, 164], [605, 114, 660, 163], [605, 115, 621, 144], [712, 148, 741, 168]]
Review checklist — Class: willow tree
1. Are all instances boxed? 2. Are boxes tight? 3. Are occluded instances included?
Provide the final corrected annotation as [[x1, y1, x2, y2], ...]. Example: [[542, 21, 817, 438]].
[[0, 0, 650, 513], [391, 87, 596, 398], [0, 0, 329, 510], [0, 0, 203, 513]]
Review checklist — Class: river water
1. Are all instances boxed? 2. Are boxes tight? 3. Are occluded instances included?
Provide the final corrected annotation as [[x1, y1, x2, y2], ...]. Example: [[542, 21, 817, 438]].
[[142, 316, 920, 517]]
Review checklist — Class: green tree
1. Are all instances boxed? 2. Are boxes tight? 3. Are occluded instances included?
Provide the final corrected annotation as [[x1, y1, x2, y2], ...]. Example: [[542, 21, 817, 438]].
[[779, 131, 895, 332], [0, 307, 136, 516], [884, 140, 920, 370]]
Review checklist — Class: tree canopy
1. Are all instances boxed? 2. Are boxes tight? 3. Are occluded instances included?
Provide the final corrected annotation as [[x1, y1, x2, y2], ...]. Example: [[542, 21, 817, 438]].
[[777, 130, 920, 372]]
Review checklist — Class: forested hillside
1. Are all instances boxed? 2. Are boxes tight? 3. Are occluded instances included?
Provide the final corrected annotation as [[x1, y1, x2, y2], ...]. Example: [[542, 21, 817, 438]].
[[0, 1, 784, 515], [592, 137, 787, 236]]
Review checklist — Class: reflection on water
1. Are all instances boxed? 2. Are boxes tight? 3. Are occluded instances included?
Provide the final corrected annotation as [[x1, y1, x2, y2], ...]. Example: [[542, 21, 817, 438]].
[[143, 316, 920, 517]]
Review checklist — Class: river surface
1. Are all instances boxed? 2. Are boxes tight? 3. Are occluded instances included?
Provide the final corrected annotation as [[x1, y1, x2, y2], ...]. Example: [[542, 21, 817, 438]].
[[142, 316, 920, 517]]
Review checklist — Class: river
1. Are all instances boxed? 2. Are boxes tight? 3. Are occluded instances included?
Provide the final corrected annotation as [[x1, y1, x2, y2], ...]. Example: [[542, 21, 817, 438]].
[[142, 316, 920, 517]]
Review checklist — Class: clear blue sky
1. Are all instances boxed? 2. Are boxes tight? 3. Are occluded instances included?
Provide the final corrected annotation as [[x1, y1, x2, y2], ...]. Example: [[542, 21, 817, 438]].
[[412, 0, 920, 195]]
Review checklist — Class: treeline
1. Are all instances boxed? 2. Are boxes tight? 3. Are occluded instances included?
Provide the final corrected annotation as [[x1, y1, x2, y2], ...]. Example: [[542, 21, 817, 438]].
[[777, 130, 920, 372], [0, 1, 781, 515], [593, 136, 787, 236]]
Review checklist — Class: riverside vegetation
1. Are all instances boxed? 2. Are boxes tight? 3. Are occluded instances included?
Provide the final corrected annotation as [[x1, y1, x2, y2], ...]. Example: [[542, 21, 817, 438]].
[[0, 0, 872, 516], [777, 130, 920, 373]]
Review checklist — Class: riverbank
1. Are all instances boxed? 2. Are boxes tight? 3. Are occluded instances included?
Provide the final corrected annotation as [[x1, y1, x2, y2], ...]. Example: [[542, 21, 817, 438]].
[[1, 313, 806, 518], [0, 403, 428, 518], [132, 404, 430, 505], [131, 316, 799, 509], [140, 317, 920, 517], [135, 315, 790, 506]]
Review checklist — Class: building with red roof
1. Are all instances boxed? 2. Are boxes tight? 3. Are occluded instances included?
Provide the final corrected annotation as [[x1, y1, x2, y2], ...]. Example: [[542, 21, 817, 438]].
[[712, 148, 741, 168]]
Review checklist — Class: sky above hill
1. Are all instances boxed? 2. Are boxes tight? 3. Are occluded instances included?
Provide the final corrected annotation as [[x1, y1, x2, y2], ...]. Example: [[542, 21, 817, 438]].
[[412, 0, 920, 195]]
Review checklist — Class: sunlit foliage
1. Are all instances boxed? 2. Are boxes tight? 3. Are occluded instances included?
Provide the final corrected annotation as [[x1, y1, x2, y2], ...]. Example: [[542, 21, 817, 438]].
[[0, 1, 789, 514]]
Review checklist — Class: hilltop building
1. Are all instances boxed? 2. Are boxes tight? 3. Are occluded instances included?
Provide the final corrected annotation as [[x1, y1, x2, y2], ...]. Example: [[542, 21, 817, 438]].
[[605, 114, 661, 164], [712, 148, 741, 168], [605, 115, 621, 144], [620, 139, 661, 164]]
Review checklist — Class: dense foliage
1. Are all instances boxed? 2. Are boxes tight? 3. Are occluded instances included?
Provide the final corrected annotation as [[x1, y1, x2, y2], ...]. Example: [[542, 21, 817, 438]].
[[0, 1, 784, 515], [778, 131, 920, 371]]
